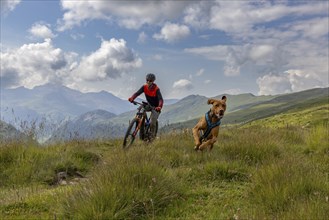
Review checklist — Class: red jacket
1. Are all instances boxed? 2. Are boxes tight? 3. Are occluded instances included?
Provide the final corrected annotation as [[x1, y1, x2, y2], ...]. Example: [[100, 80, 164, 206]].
[[132, 83, 163, 108]]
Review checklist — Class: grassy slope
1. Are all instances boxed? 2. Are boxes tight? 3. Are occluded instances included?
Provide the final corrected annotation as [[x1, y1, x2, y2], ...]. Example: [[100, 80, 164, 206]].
[[1, 105, 328, 219], [243, 102, 329, 128], [161, 88, 328, 132]]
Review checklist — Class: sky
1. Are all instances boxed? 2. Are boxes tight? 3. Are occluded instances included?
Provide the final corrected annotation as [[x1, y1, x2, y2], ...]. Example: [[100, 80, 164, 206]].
[[1, 0, 328, 99]]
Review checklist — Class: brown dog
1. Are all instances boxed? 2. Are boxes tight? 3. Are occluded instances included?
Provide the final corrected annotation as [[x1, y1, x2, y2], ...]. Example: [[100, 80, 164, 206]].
[[192, 96, 227, 151]]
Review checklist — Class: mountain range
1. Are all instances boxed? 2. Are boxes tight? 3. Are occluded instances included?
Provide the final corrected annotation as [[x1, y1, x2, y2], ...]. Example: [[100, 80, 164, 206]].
[[1, 83, 134, 122], [1, 85, 328, 142]]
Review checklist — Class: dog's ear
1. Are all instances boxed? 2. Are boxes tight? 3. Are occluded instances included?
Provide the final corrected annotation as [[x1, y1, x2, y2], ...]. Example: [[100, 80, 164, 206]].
[[222, 96, 227, 102], [207, 99, 215, 105]]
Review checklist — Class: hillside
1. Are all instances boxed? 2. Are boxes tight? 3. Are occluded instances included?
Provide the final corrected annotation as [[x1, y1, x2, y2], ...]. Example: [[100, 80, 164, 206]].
[[161, 87, 329, 132], [48, 109, 126, 142], [0, 119, 328, 219], [243, 103, 329, 128]]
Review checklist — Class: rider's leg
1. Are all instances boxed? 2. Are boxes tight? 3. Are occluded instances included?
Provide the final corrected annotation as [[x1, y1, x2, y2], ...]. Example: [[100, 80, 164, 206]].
[[150, 109, 160, 140]]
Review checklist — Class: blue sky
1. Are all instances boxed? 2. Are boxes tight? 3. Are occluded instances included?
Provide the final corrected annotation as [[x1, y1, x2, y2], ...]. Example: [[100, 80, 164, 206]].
[[1, 0, 328, 99]]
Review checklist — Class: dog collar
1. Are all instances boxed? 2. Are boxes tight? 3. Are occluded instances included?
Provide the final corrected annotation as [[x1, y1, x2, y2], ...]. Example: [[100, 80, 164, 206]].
[[205, 110, 222, 128]]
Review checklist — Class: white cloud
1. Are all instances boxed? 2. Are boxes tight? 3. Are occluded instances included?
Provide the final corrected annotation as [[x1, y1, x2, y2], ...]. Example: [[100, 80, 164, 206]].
[[172, 79, 193, 90], [57, 0, 191, 31], [0, 38, 142, 90], [288, 17, 329, 39], [222, 88, 242, 95], [209, 2, 272, 33], [223, 64, 240, 77], [186, 5, 329, 83], [153, 22, 190, 43], [185, 45, 229, 61], [1, 0, 21, 15], [72, 38, 142, 81], [257, 70, 325, 95], [196, 68, 204, 76], [57, 1, 111, 31], [70, 33, 85, 40], [137, 32, 147, 44], [186, 44, 279, 76], [249, 45, 275, 61], [208, 1, 328, 35], [1, 39, 76, 89], [183, 1, 212, 30], [58, 1, 295, 33], [257, 74, 292, 95], [152, 54, 163, 61], [185, 45, 242, 76], [29, 23, 56, 39], [204, 79, 211, 84]]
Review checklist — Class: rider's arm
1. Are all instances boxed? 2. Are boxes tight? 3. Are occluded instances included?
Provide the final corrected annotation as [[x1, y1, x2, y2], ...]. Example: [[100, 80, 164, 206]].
[[129, 85, 144, 101], [156, 89, 163, 108]]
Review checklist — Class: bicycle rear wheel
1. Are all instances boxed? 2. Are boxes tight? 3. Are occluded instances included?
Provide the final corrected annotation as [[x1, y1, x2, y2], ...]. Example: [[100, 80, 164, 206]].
[[145, 120, 158, 142], [123, 118, 139, 148], [155, 120, 158, 136]]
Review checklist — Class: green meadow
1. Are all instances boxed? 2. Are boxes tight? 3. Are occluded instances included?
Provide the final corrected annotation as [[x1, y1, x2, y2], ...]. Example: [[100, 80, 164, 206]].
[[1, 102, 328, 219]]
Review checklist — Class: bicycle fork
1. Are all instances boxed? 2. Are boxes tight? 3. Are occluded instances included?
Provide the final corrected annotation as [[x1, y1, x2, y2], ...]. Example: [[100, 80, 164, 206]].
[[132, 118, 143, 137]]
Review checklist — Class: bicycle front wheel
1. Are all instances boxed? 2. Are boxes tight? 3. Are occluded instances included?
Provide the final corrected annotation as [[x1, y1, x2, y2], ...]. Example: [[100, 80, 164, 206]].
[[139, 118, 146, 140], [123, 118, 139, 148]]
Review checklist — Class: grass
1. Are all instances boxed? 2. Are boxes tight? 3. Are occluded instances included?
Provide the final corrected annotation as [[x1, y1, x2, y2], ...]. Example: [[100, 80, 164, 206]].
[[61, 147, 185, 219], [249, 156, 328, 217], [0, 140, 100, 187], [0, 121, 328, 219], [243, 103, 329, 129]]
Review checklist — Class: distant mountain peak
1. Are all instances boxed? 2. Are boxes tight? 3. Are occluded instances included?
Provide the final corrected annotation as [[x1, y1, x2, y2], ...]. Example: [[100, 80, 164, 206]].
[[77, 109, 117, 122], [35, 82, 64, 89], [181, 94, 206, 100]]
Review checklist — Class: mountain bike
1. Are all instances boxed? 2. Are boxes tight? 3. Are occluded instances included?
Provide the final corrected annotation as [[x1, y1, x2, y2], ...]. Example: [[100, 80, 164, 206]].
[[123, 101, 158, 148]]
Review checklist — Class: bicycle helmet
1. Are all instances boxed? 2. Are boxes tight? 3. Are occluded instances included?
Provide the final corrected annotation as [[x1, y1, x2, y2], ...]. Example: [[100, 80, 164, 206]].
[[146, 73, 156, 82]]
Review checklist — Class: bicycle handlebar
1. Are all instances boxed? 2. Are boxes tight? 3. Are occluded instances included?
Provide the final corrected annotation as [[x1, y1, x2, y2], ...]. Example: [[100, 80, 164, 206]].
[[131, 100, 144, 106], [131, 100, 155, 110]]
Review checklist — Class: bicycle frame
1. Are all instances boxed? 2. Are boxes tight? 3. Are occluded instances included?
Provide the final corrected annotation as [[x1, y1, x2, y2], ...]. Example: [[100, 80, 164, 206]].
[[132, 104, 151, 137]]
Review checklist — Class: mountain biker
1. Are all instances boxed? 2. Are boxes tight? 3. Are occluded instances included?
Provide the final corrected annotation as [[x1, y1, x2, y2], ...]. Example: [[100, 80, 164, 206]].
[[128, 73, 163, 140]]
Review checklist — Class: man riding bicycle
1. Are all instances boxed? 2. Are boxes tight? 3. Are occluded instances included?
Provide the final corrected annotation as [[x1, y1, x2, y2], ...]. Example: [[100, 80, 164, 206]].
[[128, 73, 163, 140]]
